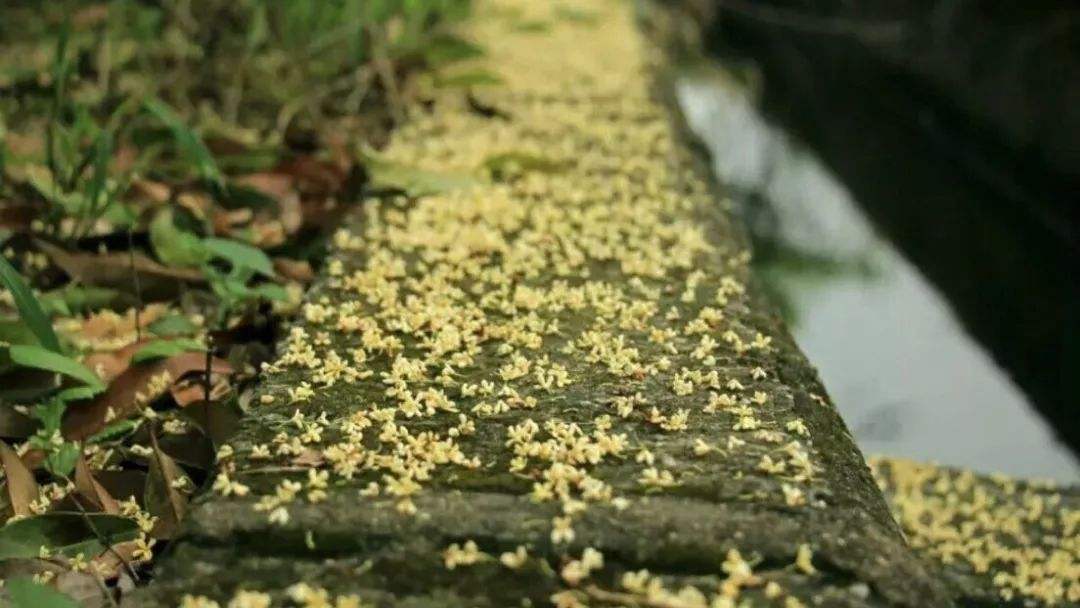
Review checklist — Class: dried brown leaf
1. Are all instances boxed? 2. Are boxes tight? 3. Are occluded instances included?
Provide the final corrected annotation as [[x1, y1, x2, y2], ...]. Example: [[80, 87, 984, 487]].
[[145, 432, 188, 539], [89, 539, 145, 580], [74, 454, 120, 514], [0, 441, 39, 518], [169, 375, 230, 407], [272, 257, 314, 282], [82, 339, 152, 385], [126, 178, 171, 205], [62, 352, 232, 441], [35, 240, 205, 300]]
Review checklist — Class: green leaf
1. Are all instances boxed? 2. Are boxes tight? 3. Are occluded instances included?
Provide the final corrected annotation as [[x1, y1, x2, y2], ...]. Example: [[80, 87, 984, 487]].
[[5, 578, 80, 608], [203, 237, 274, 277], [132, 338, 205, 363], [55, 385, 100, 402], [364, 154, 477, 197], [87, 419, 140, 444], [0, 256, 61, 352], [147, 313, 199, 338], [84, 130, 113, 217], [250, 283, 288, 302], [0, 513, 139, 560], [39, 285, 123, 316], [0, 319, 40, 347], [9, 345, 104, 391], [143, 98, 223, 188], [149, 207, 210, 269], [32, 399, 66, 435], [43, 441, 79, 477], [23, 165, 86, 216]]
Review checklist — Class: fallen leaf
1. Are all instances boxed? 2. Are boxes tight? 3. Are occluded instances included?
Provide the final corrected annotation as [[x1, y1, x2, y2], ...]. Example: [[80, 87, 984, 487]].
[[0, 513, 139, 560], [169, 376, 229, 407], [0, 409, 38, 440], [275, 156, 347, 197], [210, 207, 253, 236], [292, 448, 325, 468], [234, 172, 293, 201], [180, 399, 241, 449], [88, 539, 144, 580], [144, 432, 188, 539], [126, 178, 171, 205], [272, 258, 314, 282], [78, 305, 168, 344], [0, 203, 36, 230], [235, 173, 304, 236], [0, 441, 39, 518], [94, 470, 147, 505], [81, 340, 151, 385], [35, 240, 204, 300], [62, 352, 231, 441], [73, 455, 120, 514], [153, 427, 214, 471]]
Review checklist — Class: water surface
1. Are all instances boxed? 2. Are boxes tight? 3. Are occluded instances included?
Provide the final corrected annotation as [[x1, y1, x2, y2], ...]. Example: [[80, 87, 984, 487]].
[[677, 68, 1080, 481]]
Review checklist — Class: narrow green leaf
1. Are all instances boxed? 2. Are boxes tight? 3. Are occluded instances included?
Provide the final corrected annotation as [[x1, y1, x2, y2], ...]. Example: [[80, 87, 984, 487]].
[[0, 318, 40, 346], [5, 578, 80, 608], [143, 98, 223, 188], [0, 256, 61, 352], [84, 130, 113, 218], [363, 154, 477, 197], [9, 345, 104, 391], [132, 338, 205, 363], [203, 237, 275, 277], [55, 385, 100, 403], [39, 285, 122, 316], [87, 419, 140, 444], [0, 513, 139, 560]]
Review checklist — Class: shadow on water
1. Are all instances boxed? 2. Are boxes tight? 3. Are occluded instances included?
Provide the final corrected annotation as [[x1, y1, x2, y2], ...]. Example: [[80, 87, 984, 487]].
[[675, 59, 1080, 480]]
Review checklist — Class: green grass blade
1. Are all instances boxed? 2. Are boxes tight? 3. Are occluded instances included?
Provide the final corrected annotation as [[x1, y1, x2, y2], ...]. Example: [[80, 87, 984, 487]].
[[0, 256, 61, 352], [9, 345, 104, 392], [144, 98, 224, 189]]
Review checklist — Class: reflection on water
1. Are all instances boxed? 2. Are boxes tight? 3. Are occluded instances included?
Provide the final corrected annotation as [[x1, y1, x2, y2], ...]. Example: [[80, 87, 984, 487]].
[[676, 67, 1080, 481]]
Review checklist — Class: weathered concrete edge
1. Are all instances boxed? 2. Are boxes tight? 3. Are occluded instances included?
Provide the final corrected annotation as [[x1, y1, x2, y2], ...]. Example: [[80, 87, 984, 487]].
[[128, 3, 956, 606]]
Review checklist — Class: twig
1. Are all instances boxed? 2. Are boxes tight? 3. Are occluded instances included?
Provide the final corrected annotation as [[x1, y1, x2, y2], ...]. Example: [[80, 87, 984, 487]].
[[63, 475, 141, 584], [204, 337, 212, 403], [88, 568, 121, 608]]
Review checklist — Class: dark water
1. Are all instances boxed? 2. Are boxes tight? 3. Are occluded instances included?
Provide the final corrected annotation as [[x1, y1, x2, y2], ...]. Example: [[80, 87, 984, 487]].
[[676, 66, 1079, 481]]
